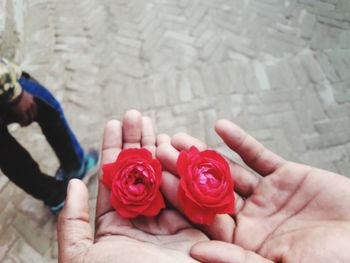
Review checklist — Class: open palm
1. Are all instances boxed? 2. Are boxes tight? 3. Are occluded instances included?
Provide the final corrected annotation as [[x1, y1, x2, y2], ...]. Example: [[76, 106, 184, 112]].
[[157, 120, 350, 263], [57, 110, 208, 263]]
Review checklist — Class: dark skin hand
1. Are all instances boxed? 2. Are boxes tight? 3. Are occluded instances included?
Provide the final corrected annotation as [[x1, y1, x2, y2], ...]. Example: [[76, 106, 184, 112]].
[[157, 120, 350, 263], [57, 110, 209, 263], [10, 90, 38, 126]]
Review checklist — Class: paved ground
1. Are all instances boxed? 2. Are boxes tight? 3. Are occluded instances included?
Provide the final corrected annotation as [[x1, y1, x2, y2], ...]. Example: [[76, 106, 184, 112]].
[[0, 0, 350, 261]]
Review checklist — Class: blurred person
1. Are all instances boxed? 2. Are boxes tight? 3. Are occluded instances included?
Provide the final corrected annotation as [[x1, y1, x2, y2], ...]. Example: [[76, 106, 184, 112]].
[[0, 57, 98, 214]]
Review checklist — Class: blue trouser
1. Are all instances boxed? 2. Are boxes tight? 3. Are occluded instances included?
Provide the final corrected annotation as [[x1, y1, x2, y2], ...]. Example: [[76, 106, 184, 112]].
[[0, 76, 84, 206]]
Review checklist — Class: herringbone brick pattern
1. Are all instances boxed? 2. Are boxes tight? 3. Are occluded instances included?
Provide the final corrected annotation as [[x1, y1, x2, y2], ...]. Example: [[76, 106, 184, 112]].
[[0, 0, 349, 261]]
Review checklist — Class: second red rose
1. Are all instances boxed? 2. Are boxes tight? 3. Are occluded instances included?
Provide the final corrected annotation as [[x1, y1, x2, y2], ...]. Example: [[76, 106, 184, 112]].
[[177, 146, 235, 225]]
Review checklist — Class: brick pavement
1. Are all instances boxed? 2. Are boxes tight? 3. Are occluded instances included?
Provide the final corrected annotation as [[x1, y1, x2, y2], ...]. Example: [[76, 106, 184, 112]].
[[0, 0, 350, 261]]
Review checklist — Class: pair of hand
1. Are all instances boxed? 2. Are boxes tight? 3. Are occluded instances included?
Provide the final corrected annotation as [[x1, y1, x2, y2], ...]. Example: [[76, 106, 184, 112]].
[[57, 110, 350, 263], [10, 90, 37, 126]]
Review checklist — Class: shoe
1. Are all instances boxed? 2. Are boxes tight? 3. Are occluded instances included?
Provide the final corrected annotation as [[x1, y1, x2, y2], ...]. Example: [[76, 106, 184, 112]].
[[55, 149, 99, 183], [49, 150, 98, 215], [49, 200, 65, 215], [55, 167, 65, 181], [74, 149, 99, 183]]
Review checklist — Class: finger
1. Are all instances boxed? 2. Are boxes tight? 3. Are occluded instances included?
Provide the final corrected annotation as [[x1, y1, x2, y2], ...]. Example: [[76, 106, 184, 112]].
[[58, 179, 93, 263], [229, 161, 260, 198], [122, 109, 142, 149], [161, 171, 235, 242], [234, 192, 245, 215], [161, 171, 180, 207], [96, 120, 122, 219], [172, 133, 260, 197], [156, 133, 171, 146], [215, 120, 286, 176], [171, 132, 207, 151], [201, 215, 235, 243], [190, 241, 273, 263], [141, 116, 156, 156], [157, 134, 207, 175], [156, 143, 179, 175]]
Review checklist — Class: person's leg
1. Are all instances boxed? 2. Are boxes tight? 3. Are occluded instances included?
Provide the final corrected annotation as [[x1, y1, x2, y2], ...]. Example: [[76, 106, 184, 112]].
[[0, 125, 67, 206], [35, 98, 83, 172], [18, 77, 98, 181], [18, 77, 85, 174]]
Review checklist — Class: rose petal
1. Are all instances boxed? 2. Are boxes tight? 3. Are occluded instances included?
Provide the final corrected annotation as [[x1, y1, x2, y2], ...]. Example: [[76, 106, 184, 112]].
[[117, 148, 153, 163], [178, 186, 216, 225], [212, 195, 235, 214], [188, 146, 200, 158], [190, 185, 223, 205], [102, 162, 117, 188], [177, 147, 235, 224], [190, 180, 232, 205], [200, 150, 230, 169], [200, 151, 231, 182], [177, 150, 190, 179], [124, 203, 150, 213], [110, 193, 139, 218], [106, 148, 164, 218], [152, 159, 163, 186], [142, 191, 165, 216]]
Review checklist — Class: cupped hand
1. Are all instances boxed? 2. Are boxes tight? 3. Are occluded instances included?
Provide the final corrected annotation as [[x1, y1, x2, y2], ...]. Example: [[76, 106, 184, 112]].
[[57, 110, 208, 263], [157, 120, 350, 263], [10, 90, 37, 126]]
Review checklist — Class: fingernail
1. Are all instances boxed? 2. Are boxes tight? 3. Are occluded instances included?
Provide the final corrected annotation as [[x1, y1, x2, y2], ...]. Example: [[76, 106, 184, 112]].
[[67, 179, 75, 193]]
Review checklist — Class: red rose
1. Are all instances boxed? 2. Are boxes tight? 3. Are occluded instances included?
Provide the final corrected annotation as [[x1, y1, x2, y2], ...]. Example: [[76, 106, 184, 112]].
[[102, 148, 165, 218], [177, 146, 235, 225]]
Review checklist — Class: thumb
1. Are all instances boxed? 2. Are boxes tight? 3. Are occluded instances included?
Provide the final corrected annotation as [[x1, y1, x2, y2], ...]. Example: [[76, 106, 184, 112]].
[[58, 179, 93, 263], [190, 241, 273, 263]]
